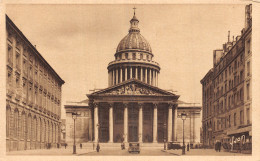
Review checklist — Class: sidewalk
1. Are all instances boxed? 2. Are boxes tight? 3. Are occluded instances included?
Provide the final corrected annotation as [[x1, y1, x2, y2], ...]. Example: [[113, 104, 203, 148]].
[[7, 146, 96, 156], [162, 148, 252, 156]]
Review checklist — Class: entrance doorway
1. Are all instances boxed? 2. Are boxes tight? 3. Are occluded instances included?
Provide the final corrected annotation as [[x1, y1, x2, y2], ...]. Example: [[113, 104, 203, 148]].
[[129, 126, 138, 142]]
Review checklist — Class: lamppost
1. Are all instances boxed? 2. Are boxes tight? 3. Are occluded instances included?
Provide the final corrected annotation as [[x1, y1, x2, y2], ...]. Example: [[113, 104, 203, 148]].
[[181, 113, 187, 155], [72, 112, 78, 154], [164, 122, 166, 150]]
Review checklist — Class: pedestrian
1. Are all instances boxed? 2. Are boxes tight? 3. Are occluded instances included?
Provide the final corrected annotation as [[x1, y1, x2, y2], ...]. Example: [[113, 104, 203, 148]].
[[96, 143, 100, 152], [218, 142, 221, 152], [187, 143, 189, 151], [65, 143, 67, 149], [93, 142, 95, 150], [80, 143, 82, 149], [215, 143, 217, 152]]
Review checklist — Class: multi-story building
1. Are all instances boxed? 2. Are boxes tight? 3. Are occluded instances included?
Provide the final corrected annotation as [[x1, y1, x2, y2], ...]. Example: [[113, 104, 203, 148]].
[[6, 15, 65, 151], [200, 4, 252, 153]]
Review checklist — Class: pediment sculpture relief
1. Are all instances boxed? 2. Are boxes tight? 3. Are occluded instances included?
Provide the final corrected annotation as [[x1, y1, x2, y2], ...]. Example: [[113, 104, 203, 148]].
[[105, 84, 162, 95]]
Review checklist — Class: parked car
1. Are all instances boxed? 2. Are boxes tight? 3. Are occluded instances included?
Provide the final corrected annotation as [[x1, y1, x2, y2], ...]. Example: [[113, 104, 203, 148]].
[[167, 142, 182, 150], [128, 142, 140, 153]]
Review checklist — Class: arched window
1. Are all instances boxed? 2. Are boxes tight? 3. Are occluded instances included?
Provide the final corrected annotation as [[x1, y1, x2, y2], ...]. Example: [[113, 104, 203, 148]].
[[13, 109, 19, 139], [21, 112, 26, 140], [6, 107, 11, 137], [27, 114, 32, 140]]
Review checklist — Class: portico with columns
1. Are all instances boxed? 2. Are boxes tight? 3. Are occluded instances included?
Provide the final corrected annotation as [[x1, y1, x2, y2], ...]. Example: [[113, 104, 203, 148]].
[[88, 79, 179, 143]]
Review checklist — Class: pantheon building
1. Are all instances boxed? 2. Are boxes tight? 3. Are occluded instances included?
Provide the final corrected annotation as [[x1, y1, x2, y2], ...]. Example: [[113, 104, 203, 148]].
[[65, 12, 201, 145]]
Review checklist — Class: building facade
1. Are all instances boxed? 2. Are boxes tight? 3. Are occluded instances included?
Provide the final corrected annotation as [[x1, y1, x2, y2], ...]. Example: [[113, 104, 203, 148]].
[[82, 12, 201, 145], [200, 4, 252, 152], [6, 15, 65, 151], [64, 100, 91, 145]]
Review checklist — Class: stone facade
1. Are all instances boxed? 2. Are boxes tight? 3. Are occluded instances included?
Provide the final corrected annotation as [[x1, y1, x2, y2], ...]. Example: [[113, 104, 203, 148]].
[[6, 15, 65, 151], [200, 4, 252, 152]]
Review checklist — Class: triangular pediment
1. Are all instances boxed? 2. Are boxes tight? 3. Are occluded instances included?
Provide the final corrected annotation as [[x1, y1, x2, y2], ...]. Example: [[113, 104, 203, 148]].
[[89, 79, 176, 96]]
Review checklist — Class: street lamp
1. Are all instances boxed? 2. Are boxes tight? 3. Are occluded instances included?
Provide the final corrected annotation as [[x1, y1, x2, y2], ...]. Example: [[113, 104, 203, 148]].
[[164, 122, 166, 150], [181, 113, 187, 155], [72, 112, 78, 154]]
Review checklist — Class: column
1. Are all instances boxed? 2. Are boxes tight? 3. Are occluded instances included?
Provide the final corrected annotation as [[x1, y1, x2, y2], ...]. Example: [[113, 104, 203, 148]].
[[112, 69, 115, 85], [120, 68, 122, 83], [154, 71, 157, 87], [89, 108, 93, 141], [157, 72, 159, 86], [94, 103, 99, 142], [138, 103, 143, 143], [173, 105, 178, 142], [153, 70, 155, 86], [109, 103, 113, 143], [108, 71, 110, 86], [130, 67, 133, 79], [125, 67, 128, 81], [116, 68, 118, 84], [153, 103, 158, 143], [145, 68, 147, 83], [123, 103, 128, 143], [149, 68, 152, 85], [135, 67, 138, 79], [168, 104, 173, 142], [141, 67, 143, 82]]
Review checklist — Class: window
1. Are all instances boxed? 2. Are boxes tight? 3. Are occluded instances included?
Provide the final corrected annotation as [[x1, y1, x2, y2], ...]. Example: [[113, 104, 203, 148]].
[[225, 70, 227, 80], [247, 61, 250, 76], [229, 115, 231, 127], [240, 110, 244, 125], [125, 53, 128, 59], [240, 88, 243, 101], [229, 66, 231, 75], [234, 60, 237, 70], [247, 83, 250, 100], [247, 39, 251, 54], [234, 113, 237, 126], [132, 53, 135, 60], [240, 71, 244, 82], [146, 54, 149, 60], [140, 53, 143, 60], [7, 45, 13, 65], [246, 108, 250, 124], [16, 52, 20, 69]]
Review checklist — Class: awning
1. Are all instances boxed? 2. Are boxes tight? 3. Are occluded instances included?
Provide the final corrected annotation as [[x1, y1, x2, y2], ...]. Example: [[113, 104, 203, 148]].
[[227, 126, 252, 136]]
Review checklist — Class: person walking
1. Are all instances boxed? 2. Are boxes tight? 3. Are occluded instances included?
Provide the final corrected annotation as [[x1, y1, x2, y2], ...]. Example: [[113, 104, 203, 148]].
[[96, 143, 100, 152], [218, 142, 221, 152], [80, 143, 82, 149]]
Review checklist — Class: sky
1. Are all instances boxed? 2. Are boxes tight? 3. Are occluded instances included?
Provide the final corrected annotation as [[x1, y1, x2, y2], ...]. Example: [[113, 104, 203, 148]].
[[6, 4, 247, 119]]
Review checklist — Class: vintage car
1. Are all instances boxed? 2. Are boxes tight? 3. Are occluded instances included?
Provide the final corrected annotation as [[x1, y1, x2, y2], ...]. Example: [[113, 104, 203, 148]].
[[128, 142, 140, 153], [167, 142, 182, 150]]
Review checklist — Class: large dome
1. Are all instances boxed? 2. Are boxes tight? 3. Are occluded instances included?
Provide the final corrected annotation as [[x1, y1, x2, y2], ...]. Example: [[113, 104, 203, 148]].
[[116, 14, 152, 54], [116, 32, 152, 53]]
